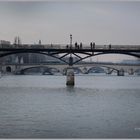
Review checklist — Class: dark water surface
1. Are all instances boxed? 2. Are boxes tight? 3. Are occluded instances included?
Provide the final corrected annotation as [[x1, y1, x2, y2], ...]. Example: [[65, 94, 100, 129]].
[[0, 75, 140, 138]]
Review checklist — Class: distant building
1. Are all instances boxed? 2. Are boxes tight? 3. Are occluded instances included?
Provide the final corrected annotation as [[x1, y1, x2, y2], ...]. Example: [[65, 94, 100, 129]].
[[0, 40, 11, 45], [14, 36, 21, 45], [122, 59, 140, 64]]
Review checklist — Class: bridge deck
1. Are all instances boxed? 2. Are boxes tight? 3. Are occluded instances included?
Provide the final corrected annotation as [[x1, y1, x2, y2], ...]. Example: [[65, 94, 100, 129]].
[[0, 44, 140, 51], [0, 47, 140, 52]]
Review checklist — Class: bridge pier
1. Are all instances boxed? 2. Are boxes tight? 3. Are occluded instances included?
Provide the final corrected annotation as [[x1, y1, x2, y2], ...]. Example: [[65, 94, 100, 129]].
[[117, 69, 124, 76], [82, 67, 88, 74], [128, 69, 134, 75], [66, 67, 75, 86]]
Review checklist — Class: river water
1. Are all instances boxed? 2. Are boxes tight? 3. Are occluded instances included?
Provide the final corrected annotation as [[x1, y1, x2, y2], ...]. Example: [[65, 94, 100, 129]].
[[0, 74, 140, 138]]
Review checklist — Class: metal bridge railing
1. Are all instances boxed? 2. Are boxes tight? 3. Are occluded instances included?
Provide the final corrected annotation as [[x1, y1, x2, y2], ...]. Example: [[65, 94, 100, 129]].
[[0, 44, 140, 50]]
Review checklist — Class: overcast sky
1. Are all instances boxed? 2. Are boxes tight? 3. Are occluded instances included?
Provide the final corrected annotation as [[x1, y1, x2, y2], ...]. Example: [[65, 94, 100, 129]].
[[0, 1, 139, 61]]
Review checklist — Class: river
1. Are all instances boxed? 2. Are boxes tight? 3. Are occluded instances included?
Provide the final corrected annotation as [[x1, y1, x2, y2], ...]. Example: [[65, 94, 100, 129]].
[[0, 74, 140, 138]]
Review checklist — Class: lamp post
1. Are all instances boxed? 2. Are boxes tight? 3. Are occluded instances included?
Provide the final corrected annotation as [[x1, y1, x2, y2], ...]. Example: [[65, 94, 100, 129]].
[[69, 34, 73, 63], [70, 34, 72, 49]]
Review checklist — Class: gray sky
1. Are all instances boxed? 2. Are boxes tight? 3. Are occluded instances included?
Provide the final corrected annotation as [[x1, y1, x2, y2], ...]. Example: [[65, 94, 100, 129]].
[[0, 1, 140, 61]]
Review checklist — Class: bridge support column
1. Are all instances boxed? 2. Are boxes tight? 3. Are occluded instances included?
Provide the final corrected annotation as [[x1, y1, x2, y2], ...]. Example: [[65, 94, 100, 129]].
[[66, 67, 75, 86], [117, 69, 124, 76], [128, 69, 134, 75], [0, 64, 2, 77]]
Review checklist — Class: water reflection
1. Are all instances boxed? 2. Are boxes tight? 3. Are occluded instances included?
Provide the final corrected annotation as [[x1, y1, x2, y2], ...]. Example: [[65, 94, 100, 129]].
[[66, 86, 77, 96]]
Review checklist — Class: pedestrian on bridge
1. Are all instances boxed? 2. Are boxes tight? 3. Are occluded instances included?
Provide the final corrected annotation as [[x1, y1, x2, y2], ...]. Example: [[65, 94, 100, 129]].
[[90, 42, 93, 49], [66, 45, 69, 49], [80, 42, 82, 49], [109, 44, 111, 49], [93, 42, 95, 49], [75, 42, 78, 49]]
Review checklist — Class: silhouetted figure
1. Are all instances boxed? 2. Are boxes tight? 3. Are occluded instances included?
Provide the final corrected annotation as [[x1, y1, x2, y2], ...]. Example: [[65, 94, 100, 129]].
[[80, 42, 82, 49], [77, 44, 79, 49], [75, 42, 78, 49], [93, 42, 95, 49], [90, 42, 93, 49], [66, 45, 69, 49], [39, 40, 41, 45], [109, 44, 111, 49]]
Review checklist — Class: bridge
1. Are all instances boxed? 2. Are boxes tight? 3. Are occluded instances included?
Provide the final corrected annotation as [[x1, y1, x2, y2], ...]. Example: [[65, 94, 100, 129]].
[[0, 44, 140, 65], [0, 43, 140, 85], [1, 62, 140, 76]]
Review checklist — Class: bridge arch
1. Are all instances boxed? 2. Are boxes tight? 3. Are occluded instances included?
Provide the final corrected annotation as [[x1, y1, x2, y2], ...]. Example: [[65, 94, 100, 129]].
[[73, 52, 140, 64], [6, 66, 12, 72], [72, 65, 119, 74], [86, 65, 119, 74], [18, 66, 60, 75], [64, 65, 120, 74], [0, 51, 69, 65], [134, 68, 140, 74], [0, 50, 140, 66]]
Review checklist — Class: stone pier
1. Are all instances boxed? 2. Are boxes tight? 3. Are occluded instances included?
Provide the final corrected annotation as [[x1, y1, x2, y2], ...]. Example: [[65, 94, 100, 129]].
[[117, 69, 124, 76], [66, 67, 75, 86], [128, 69, 134, 75]]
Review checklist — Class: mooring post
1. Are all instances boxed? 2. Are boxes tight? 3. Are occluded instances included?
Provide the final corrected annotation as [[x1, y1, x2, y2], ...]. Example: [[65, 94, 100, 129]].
[[66, 67, 75, 86]]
